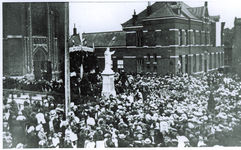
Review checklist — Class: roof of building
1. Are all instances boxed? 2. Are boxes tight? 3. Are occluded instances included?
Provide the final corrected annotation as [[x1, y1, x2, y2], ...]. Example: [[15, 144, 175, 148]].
[[122, 2, 167, 27], [179, 2, 199, 19], [122, 1, 214, 28], [68, 34, 81, 47], [82, 31, 126, 47], [210, 15, 220, 22], [146, 3, 178, 19], [235, 17, 241, 24]]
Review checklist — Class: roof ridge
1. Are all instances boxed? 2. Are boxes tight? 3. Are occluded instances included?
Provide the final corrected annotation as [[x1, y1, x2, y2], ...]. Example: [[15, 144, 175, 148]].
[[188, 6, 204, 9], [83, 30, 124, 34], [146, 2, 178, 19]]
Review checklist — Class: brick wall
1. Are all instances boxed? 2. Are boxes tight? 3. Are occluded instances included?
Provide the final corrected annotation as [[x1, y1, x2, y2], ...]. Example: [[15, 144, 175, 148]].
[[7, 38, 24, 76]]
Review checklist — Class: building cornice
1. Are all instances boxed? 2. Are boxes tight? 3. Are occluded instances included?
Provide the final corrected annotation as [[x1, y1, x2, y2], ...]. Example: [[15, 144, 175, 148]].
[[122, 26, 143, 29], [143, 16, 203, 23]]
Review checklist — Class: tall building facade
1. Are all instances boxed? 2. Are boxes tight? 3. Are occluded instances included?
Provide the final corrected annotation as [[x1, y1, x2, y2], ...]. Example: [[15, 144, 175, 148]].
[[232, 17, 241, 75], [83, 1, 225, 76], [3, 3, 66, 80]]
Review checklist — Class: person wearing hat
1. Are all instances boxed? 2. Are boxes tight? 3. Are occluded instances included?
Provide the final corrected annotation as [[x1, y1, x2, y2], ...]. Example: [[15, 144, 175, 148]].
[[148, 127, 163, 147], [104, 133, 115, 147], [118, 134, 130, 147], [37, 124, 47, 148], [22, 101, 31, 118], [77, 127, 87, 148], [143, 138, 153, 147], [52, 132, 60, 148], [170, 139, 178, 147], [26, 126, 38, 148], [64, 136, 74, 148], [83, 134, 95, 148], [94, 126, 105, 148], [3, 132, 12, 149], [9, 114, 25, 148], [205, 133, 219, 147]]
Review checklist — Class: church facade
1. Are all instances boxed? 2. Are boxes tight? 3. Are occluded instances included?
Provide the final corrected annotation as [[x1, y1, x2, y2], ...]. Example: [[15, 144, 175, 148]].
[[82, 1, 225, 76], [3, 3, 66, 80]]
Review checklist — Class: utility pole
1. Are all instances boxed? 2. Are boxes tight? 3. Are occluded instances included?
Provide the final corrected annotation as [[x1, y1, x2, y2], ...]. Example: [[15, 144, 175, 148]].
[[64, 2, 70, 119]]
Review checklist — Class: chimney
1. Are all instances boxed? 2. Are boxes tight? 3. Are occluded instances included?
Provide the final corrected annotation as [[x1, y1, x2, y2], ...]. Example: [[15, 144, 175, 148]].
[[205, 1, 208, 7], [132, 10, 138, 26], [172, 2, 181, 15], [147, 1, 152, 16], [73, 23, 77, 35]]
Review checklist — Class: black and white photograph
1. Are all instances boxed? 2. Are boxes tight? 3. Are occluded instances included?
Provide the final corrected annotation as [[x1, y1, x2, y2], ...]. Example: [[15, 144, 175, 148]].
[[2, 0, 241, 148]]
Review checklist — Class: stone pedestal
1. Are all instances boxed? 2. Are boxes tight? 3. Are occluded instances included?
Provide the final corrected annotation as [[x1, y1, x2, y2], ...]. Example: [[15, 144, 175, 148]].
[[101, 47, 116, 98], [101, 71, 116, 98]]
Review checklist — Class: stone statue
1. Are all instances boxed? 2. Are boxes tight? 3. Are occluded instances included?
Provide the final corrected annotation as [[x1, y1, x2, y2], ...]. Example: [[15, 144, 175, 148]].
[[101, 47, 116, 97], [103, 47, 115, 73]]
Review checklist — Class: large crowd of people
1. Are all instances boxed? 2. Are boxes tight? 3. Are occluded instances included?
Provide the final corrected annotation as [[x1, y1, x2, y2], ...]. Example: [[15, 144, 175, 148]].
[[3, 71, 241, 148], [3, 76, 65, 93]]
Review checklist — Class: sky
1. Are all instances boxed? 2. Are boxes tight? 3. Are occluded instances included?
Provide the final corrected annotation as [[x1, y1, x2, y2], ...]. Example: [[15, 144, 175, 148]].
[[69, 0, 241, 36]]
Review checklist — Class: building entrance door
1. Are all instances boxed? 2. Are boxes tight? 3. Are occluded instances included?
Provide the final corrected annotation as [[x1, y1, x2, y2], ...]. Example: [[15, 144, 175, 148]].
[[33, 48, 52, 81]]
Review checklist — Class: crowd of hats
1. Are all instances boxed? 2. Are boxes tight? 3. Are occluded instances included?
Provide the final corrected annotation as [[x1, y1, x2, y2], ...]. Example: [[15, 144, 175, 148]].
[[3, 71, 241, 148], [3, 76, 64, 92]]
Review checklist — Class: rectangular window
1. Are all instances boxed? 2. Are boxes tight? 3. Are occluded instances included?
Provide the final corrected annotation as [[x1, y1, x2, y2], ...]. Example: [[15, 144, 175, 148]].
[[117, 60, 124, 69], [153, 66, 157, 73], [137, 58, 144, 73], [205, 31, 207, 45], [147, 65, 151, 72], [183, 30, 186, 45], [199, 54, 202, 72], [179, 56, 182, 73], [136, 31, 143, 47], [160, 29, 169, 46], [200, 31, 202, 45], [185, 30, 188, 45], [146, 53, 150, 62], [193, 54, 196, 72], [153, 53, 157, 62], [209, 53, 212, 69], [224, 55, 229, 66], [179, 29, 182, 46], [214, 53, 216, 68], [193, 30, 196, 45], [185, 55, 188, 73]]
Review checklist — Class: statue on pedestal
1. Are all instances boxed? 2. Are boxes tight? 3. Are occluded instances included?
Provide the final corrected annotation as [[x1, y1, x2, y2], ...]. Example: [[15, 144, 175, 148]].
[[103, 47, 115, 74], [101, 47, 116, 98]]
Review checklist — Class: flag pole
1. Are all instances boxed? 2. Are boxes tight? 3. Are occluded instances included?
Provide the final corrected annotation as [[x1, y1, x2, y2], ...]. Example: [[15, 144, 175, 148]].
[[64, 2, 70, 119]]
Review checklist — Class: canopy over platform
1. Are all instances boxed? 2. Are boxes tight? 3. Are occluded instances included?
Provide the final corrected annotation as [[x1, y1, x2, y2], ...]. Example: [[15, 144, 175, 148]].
[[69, 45, 94, 53]]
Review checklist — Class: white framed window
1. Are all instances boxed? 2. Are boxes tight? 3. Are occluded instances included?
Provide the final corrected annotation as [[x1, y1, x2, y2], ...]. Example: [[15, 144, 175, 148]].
[[117, 60, 124, 69]]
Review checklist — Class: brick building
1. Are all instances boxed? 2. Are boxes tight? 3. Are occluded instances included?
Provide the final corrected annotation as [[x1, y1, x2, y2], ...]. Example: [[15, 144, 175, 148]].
[[3, 3, 66, 80], [232, 17, 241, 75], [82, 1, 225, 76]]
